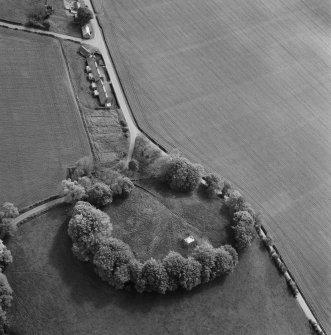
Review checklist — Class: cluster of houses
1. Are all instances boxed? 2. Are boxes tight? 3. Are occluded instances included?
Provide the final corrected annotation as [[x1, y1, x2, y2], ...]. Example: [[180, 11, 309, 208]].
[[79, 45, 112, 108]]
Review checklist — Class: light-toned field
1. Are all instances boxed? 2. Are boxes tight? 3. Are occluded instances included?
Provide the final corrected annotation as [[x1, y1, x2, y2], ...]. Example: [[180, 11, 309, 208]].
[[0, 0, 81, 37], [5, 204, 311, 335], [93, 0, 331, 331], [0, 27, 90, 208]]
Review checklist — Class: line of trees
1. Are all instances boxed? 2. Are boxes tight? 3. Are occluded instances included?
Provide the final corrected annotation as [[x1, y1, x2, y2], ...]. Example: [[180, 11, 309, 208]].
[[0, 203, 17, 334], [68, 201, 238, 294]]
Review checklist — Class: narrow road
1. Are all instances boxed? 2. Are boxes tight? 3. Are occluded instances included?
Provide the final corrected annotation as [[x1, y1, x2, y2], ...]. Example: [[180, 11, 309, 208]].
[[0, 20, 81, 43], [12, 197, 65, 226]]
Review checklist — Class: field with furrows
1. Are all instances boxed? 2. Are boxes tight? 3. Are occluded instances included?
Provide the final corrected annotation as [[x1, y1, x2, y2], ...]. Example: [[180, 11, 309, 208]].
[[92, 0, 331, 331], [0, 27, 90, 208]]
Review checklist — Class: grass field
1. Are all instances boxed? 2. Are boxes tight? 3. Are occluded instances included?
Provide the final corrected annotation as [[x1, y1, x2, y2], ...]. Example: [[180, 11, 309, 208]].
[[60, 40, 129, 167], [0, 0, 81, 37], [5, 204, 311, 335], [0, 27, 90, 208], [92, 0, 331, 331], [105, 181, 231, 261]]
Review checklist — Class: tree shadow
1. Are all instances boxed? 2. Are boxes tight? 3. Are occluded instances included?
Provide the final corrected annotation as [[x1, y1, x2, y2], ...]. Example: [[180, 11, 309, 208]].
[[48, 209, 231, 313]]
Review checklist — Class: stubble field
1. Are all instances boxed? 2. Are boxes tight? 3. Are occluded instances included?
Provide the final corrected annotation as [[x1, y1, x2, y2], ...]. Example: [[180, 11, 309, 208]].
[[0, 28, 90, 208], [92, 0, 331, 331]]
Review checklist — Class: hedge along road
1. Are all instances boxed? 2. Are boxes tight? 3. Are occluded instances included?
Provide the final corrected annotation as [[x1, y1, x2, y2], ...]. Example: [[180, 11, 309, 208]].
[[12, 197, 65, 227], [0, 15, 139, 164]]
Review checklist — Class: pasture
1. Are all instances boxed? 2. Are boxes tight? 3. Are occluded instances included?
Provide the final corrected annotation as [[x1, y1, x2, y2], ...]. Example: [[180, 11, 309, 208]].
[[93, 0, 331, 331], [5, 203, 311, 334], [0, 0, 80, 36], [0, 28, 90, 208]]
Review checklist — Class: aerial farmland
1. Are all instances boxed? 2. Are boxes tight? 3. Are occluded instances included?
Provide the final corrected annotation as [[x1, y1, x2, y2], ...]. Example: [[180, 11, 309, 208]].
[[0, 27, 90, 208], [0, 0, 329, 334], [92, 0, 331, 333]]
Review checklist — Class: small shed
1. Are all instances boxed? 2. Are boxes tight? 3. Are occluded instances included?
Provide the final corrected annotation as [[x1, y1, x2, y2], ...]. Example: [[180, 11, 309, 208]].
[[85, 65, 91, 73], [93, 90, 99, 97], [82, 24, 91, 39], [183, 235, 196, 247], [90, 82, 97, 89], [79, 45, 93, 58]]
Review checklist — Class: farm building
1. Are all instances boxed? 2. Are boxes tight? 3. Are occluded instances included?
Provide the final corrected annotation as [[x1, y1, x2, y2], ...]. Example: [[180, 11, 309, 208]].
[[79, 45, 93, 58], [82, 24, 91, 39], [86, 56, 102, 81], [96, 79, 111, 106]]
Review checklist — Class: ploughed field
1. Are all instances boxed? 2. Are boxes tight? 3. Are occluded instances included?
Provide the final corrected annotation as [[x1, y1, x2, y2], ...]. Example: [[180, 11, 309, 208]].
[[5, 202, 311, 335], [92, 0, 331, 331], [0, 28, 90, 208]]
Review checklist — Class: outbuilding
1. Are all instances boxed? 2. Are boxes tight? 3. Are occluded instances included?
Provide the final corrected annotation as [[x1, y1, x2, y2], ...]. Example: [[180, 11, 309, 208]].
[[82, 24, 91, 39], [79, 45, 93, 58]]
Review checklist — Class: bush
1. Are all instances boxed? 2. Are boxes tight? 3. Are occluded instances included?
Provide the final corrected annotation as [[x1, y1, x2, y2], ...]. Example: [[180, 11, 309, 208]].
[[181, 257, 202, 290], [27, 4, 51, 30], [221, 180, 231, 197], [262, 234, 273, 249], [76, 7, 94, 27], [93, 238, 134, 289], [0, 203, 19, 239], [232, 210, 256, 250], [232, 222, 256, 250], [68, 202, 113, 261], [162, 251, 186, 291], [164, 157, 201, 192], [0, 272, 13, 333], [28, 4, 47, 21], [128, 159, 139, 172], [133, 135, 163, 167], [129, 259, 145, 293], [86, 182, 113, 208], [233, 211, 254, 226], [77, 176, 92, 191], [191, 244, 216, 283], [202, 173, 223, 198], [72, 156, 94, 180], [43, 20, 50, 30], [141, 258, 169, 294], [0, 241, 12, 270], [286, 278, 299, 297], [61, 179, 86, 203], [98, 169, 134, 197], [225, 190, 245, 214]]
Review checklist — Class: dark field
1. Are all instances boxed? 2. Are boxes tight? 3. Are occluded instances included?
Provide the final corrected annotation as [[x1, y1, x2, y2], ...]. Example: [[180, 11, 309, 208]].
[[92, 0, 331, 331], [0, 0, 81, 37], [5, 204, 311, 335], [0, 28, 90, 208]]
